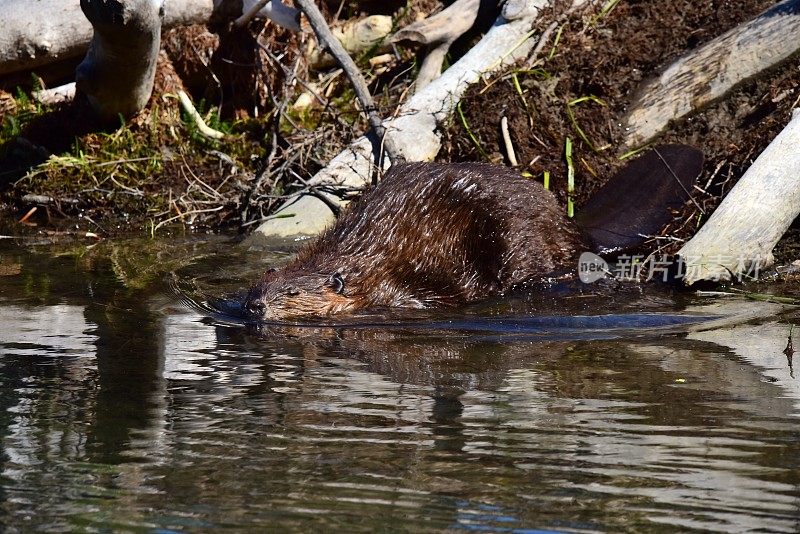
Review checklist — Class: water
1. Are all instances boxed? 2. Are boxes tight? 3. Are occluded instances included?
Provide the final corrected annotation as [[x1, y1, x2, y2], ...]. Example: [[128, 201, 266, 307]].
[[1, 234, 800, 532]]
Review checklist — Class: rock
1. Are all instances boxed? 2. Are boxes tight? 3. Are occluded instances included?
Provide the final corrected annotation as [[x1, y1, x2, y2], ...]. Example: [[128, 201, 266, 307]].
[[244, 195, 335, 246]]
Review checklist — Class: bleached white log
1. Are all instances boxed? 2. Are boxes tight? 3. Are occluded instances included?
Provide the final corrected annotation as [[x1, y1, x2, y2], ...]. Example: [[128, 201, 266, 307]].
[[251, 0, 556, 241], [624, 0, 800, 148], [0, 0, 298, 78], [0, 1, 94, 78], [390, 0, 480, 90], [677, 109, 800, 285]]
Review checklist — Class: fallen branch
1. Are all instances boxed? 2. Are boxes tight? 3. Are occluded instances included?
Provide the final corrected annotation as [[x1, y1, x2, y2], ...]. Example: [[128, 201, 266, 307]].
[[677, 109, 800, 285], [624, 0, 800, 148], [250, 0, 557, 240]]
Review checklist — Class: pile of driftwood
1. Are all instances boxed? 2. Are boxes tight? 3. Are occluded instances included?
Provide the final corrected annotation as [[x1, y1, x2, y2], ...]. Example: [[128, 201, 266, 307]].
[[3, 0, 800, 286]]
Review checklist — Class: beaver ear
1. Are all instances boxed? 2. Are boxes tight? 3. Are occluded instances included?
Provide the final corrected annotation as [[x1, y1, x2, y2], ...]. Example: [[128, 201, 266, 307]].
[[328, 272, 344, 294]]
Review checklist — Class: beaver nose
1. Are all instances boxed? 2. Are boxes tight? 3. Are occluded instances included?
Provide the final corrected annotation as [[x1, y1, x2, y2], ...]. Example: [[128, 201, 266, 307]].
[[245, 300, 266, 318]]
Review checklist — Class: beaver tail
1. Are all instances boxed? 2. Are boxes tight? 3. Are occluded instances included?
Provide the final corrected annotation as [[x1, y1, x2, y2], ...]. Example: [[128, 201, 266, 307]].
[[575, 144, 704, 256]]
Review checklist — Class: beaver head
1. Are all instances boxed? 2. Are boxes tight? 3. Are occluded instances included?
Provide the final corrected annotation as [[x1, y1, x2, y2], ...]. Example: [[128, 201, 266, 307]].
[[243, 269, 353, 321]]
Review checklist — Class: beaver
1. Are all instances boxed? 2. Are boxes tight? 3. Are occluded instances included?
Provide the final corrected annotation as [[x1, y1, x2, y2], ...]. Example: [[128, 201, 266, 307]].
[[244, 146, 703, 321]]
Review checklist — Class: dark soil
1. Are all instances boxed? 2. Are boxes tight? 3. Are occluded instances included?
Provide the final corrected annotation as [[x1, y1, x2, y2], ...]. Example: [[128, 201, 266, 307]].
[[442, 0, 791, 255]]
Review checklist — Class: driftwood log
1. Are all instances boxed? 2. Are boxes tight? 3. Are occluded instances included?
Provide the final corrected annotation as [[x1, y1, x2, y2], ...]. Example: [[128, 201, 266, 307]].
[[0, 0, 299, 78], [624, 0, 800, 149], [676, 109, 800, 285], [390, 0, 481, 91], [250, 0, 561, 241]]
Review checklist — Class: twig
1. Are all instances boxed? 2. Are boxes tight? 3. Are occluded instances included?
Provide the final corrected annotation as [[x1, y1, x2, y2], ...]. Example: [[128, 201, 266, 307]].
[[154, 206, 224, 232], [653, 146, 705, 214], [526, 21, 559, 67], [500, 116, 518, 166], [526, 1, 585, 68], [239, 46, 302, 228], [176, 91, 225, 140], [565, 137, 575, 218]]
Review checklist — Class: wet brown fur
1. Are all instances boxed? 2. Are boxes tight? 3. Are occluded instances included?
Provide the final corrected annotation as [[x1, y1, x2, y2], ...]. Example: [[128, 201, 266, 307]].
[[245, 162, 584, 320]]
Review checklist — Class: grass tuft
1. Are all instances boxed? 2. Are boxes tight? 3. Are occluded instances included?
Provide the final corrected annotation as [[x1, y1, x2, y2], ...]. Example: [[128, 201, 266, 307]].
[[457, 101, 489, 161], [566, 95, 609, 153]]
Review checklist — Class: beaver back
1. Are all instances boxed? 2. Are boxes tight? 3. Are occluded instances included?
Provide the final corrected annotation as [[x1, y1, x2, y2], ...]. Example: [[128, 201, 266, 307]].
[[291, 162, 584, 309]]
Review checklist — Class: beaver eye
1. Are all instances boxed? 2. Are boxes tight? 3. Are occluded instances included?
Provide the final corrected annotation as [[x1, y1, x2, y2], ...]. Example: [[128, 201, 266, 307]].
[[246, 301, 266, 317], [286, 286, 301, 296], [328, 272, 344, 294]]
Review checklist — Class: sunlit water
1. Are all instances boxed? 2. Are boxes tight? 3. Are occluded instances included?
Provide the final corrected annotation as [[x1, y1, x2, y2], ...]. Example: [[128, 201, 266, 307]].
[[1, 235, 800, 532]]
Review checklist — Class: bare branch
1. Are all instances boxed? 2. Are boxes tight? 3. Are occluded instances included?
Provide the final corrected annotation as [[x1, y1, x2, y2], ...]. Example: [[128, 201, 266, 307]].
[[295, 0, 402, 167]]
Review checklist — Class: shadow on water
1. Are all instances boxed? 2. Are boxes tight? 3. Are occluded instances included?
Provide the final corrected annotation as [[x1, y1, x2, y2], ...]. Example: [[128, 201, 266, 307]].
[[1, 235, 800, 531]]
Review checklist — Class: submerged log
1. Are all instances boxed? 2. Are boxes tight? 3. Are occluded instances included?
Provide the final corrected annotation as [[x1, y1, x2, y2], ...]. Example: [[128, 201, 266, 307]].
[[677, 109, 800, 285], [623, 0, 800, 149]]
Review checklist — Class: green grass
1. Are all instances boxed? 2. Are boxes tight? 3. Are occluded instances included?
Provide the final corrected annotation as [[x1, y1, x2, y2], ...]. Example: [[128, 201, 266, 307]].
[[591, 0, 622, 25], [548, 24, 565, 60], [566, 95, 608, 152], [457, 101, 489, 161], [4, 91, 264, 227]]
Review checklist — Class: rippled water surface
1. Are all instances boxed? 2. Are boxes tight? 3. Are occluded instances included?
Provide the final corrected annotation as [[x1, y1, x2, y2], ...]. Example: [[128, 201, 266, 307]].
[[1, 235, 800, 532]]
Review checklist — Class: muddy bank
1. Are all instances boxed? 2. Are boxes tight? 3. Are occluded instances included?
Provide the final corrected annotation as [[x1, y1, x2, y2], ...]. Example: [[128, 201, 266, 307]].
[[1, 0, 798, 260], [445, 0, 794, 253]]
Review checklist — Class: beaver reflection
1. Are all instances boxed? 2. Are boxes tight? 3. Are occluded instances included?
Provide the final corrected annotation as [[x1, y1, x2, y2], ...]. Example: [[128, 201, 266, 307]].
[[245, 148, 702, 321]]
